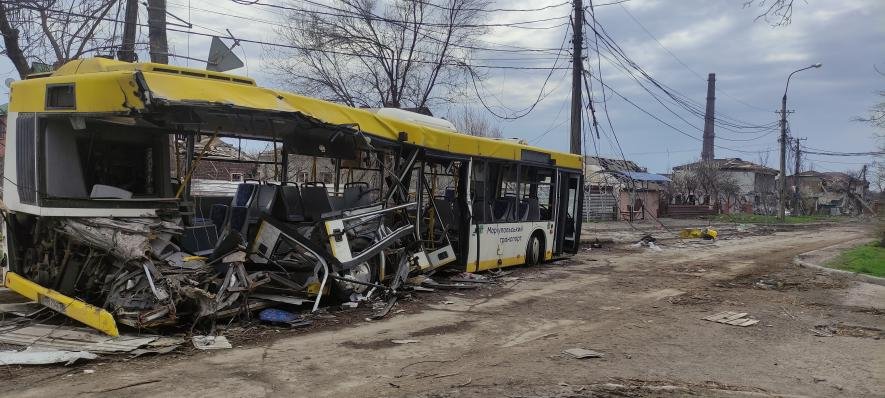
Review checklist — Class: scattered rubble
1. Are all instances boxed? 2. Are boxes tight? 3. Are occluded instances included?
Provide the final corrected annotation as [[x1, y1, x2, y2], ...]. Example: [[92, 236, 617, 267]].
[[679, 227, 718, 240], [192, 335, 232, 350], [703, 311, 759, 327], [0, 349, 97, 366], [562, 348, 605, 359]]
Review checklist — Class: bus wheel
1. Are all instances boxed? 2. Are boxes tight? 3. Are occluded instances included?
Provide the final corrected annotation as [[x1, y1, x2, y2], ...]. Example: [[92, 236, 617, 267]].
[[526, 233, 543, 266]]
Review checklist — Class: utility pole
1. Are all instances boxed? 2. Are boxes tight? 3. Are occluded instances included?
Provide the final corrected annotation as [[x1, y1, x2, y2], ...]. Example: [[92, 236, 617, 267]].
[[569, 0, 584, 155], [147, 0, 169, 64], [118, 0, 138, 62], [701, 73, 716, 161], [778, 63, 821, 221], [778, 95, 788, 221], [792, 137, 805, 215]]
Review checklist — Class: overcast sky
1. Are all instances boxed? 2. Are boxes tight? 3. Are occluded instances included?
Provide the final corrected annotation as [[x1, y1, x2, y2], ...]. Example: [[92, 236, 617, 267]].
[[2, 0, 882, 174]]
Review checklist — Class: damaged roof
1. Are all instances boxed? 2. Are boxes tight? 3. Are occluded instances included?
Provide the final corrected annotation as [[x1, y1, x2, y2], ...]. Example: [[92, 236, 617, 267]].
[[585, 156, 644, 172], [672, 158, 778, 175], [11, 58, 582, 170]]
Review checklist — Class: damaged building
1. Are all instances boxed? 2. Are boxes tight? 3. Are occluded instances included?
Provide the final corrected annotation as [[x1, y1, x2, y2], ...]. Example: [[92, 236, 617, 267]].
[[790, 170, 872, 215], [583, 157, 668, 221], [670, 158, 778, 215]]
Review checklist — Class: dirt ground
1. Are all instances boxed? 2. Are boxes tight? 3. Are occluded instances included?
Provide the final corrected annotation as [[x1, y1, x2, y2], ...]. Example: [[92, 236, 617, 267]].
[[2, 223, 883, 397]]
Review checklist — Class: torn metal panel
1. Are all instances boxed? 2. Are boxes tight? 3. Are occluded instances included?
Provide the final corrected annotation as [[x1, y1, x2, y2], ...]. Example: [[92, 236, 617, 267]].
[[0, 324, 166, 354], [57, 217, 183, 262], [0, 349, 97, 365]]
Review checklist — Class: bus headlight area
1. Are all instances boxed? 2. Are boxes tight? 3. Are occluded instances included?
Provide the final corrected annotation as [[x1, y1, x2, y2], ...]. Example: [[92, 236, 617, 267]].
[[0, 58, 584, 336]]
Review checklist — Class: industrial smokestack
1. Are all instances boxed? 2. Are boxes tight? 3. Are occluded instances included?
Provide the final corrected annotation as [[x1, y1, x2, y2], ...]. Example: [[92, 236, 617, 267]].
[[701, 73, 716, 161]]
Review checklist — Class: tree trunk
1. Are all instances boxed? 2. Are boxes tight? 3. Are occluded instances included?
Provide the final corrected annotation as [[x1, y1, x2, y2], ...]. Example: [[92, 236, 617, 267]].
[[0, 3, 30, 78]]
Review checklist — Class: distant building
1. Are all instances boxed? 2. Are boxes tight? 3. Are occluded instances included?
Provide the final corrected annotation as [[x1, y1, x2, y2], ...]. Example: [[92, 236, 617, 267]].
[[671, 158, 778, 214], [583, 156, 669, 221], [790, 170, 871, 215], [176, 138, 259, 196]]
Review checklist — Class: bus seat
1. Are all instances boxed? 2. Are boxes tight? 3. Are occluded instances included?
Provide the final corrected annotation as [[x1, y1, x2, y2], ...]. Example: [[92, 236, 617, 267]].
[[275, 185, 305, 222], [492, 198, 514, 221], [233, 183, 258, 207], [527, 198, 541, 221], [517, 198, 541, 221], [219, 183, 259, 235], [433, 198, 456, 232], [301, 185, 333, 221], [517, 199, 529, 221], [247, 185, 279, 226], [444, 188, 456, 202], [209, 203, 228, 231], [343, 182, 370, 208], [329, 195, 344, 211], [228, 206, 249, 233]]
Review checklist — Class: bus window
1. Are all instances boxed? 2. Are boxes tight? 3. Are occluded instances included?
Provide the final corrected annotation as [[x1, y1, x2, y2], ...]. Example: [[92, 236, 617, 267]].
[[492, 164, 519, 222], [469, 160, 489, 223], [521, 166, 554, 221], [42, 118, 171, 201]]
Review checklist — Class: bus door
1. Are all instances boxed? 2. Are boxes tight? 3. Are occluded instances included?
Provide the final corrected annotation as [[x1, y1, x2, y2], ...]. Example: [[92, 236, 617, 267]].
[[554, 171, 582, 254]]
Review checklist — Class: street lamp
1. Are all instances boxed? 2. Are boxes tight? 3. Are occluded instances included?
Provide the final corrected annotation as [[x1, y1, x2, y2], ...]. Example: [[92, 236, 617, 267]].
[[778, 63, 822, 221]]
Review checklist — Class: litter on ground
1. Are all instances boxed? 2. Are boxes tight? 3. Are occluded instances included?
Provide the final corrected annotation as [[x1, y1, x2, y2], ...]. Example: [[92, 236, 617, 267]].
[[192, 335, 232, 350], [563, 348, 605, 359], [0, 349, 97, 366], [703, 311, 760, 327]]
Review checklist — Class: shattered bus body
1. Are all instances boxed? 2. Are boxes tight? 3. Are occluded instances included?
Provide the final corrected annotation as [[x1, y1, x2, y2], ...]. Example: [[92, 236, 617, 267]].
[[1, 58, 583, 335]]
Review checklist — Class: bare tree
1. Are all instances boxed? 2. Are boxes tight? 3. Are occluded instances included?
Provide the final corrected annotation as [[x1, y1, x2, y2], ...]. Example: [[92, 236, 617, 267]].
[[743, 0, 799, 26], [672, 160, 743, 212], [267, 0, 489, 110], [448, 106, 502, 138], [0, 0, 119, 78]]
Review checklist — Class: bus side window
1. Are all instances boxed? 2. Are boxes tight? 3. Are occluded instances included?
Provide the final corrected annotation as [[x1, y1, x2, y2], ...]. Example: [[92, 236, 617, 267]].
[[469, 161, 487, 223], [522, 166, 554, 221]]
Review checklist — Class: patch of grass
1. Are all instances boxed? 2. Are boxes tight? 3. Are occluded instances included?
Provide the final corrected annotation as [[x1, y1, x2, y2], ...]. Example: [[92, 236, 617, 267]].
[[826, 242, 885, 277], [713, 214, 837, 224]]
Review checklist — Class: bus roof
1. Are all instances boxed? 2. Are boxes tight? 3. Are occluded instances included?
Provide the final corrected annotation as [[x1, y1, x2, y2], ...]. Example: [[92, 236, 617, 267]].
[[9, 58, 582, 170]]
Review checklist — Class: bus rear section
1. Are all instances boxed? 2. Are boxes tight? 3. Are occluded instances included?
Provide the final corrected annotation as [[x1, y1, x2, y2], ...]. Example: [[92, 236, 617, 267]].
[[460, 157, 582, 272]]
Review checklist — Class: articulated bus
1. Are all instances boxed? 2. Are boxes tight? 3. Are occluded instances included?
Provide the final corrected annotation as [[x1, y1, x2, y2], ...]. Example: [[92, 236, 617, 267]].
[[0, 58, 583, 333]]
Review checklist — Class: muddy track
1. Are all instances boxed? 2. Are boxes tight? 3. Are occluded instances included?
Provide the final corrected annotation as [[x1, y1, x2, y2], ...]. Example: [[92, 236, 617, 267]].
[[3, 224, 882, 398]]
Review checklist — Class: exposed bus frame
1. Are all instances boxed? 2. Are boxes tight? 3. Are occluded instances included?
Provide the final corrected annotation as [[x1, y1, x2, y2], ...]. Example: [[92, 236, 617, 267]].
[[1, 58, 584, 334]]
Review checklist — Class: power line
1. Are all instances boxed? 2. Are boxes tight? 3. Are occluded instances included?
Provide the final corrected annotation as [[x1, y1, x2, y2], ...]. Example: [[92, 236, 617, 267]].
[[617, 4, 770, 112], [583, 70, 774, 155], [3, 1, 573, 71], [164, 0, 566, 62], [584, 14, 778, 133], [232, 0, 572, 29], [466, 19, 572, 119]]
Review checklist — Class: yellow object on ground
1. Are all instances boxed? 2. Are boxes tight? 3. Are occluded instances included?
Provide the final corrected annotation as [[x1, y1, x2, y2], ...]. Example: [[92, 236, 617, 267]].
[[4, 272, 119, 337], [679, 227, 718, 240]]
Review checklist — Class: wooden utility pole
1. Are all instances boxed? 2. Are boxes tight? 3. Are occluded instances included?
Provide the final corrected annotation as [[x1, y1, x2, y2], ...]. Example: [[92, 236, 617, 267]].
[[569, 0, 584, 155], [792, 137, 805, 215], [147, 0, 169, 64], [701, 73, 715, 161], [118, 0, 138, 62]]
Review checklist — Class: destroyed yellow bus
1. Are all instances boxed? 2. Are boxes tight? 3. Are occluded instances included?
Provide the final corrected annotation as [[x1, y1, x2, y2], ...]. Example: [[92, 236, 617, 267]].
[[0, 58, 583, 335]]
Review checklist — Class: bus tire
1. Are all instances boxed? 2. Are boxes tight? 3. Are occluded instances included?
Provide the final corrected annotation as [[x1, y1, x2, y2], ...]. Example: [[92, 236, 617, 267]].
[[525, 232, 544, 266]]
